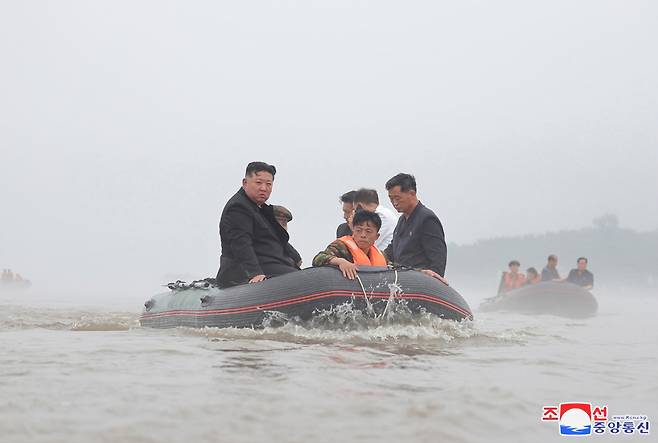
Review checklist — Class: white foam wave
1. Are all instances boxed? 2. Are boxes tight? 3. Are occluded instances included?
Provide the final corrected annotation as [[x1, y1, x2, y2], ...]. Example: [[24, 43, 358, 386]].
[[176, 296, 525, 352]]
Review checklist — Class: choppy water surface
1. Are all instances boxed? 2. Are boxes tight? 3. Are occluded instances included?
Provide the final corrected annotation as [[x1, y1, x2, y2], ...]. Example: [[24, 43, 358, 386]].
[[1, 289, 656, 443]]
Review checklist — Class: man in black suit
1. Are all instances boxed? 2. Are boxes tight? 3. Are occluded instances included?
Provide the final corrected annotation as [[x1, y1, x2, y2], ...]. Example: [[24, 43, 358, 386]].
[[216, 162, 300, 288], [384, 173, 448, 283], [566, 257, 594, 290], [336, 190, 356, 238]]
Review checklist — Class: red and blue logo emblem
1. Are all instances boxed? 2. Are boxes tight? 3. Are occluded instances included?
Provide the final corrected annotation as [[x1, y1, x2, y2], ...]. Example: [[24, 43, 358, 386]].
[[559, 403, 592, 435], [543, 402, 650, 436]]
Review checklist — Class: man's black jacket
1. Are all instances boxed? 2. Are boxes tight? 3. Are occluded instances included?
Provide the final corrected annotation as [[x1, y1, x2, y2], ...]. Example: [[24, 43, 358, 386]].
[[566, 269, 594, 288], [336, 222, 352, 238], [217, 188, 299, 288], [384, 201, 447, 277]]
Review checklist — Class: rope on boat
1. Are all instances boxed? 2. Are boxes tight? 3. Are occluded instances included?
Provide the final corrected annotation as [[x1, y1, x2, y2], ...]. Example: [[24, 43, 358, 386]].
[[355, 274, 373, 313]]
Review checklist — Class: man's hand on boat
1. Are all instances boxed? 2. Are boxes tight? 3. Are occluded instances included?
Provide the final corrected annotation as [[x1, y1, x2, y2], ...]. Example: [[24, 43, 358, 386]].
[[249, 274, 267, 284], [330, 257, 359, 280], [420, 269, 449, 286]]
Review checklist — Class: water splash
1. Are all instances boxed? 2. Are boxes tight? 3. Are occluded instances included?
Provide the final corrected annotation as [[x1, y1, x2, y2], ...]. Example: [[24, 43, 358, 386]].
[[70, 314, 137, 331], [176, 283, 524, 352], [0, 304, 138, 331]]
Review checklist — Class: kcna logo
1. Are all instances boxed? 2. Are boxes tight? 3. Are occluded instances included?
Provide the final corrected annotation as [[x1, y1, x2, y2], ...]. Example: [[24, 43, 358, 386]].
[[542, 402, 650, 436]]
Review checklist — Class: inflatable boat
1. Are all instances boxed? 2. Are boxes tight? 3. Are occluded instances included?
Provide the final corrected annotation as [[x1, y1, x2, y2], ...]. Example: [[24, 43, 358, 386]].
[[140, 266, 473, 328], [478, 281, 597, 318]]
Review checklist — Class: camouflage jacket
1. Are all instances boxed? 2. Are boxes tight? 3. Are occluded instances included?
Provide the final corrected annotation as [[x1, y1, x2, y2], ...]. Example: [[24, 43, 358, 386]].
[[312, 239, 391, 267]]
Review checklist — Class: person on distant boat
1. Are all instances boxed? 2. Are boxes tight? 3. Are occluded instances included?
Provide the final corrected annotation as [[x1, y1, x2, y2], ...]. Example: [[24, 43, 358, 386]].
[[566, 257, 594, 290], [313, 209, 388, 280], [336, 190, 356, 238], [541, 255, 561, 281], [2, 269, 14, 282], [352, 188, 398, 250], [498, 260, 527, 294], [383, 173, 448, 284], [272, 205, 303, 268], [216, 162, 300, 288], [524, 267, 541, 285]]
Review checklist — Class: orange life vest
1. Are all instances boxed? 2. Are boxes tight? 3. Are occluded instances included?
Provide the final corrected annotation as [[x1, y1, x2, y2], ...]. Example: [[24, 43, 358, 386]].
[[338, 236, 387, 266], [502, 271, 526, 291]]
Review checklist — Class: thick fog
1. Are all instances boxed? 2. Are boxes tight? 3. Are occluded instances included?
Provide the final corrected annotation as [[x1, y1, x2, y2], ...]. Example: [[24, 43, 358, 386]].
[[1, 1, 657, 298]]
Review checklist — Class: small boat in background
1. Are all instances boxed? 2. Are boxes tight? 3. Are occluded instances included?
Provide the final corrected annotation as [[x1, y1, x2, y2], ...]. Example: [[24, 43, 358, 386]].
[[479, 281, 598, 318], [1, 269, 31, 291]]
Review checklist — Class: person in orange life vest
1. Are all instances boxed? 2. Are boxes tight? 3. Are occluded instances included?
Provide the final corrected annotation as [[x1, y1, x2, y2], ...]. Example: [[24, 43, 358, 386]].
[[524, 267, 541, 285], [312, 209, 388, 280], [498, 260, 527, 294]]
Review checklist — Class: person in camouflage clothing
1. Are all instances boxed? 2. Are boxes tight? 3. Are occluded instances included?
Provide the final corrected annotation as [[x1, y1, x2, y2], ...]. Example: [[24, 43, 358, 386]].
[[313, 210, 389, 280], [313, 239, 357, 267]]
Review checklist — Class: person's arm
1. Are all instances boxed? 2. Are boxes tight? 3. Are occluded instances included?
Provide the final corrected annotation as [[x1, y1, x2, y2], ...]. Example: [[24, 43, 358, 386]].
[[224, 206, 264, 281], [312, 241, 358, 279], [565, 270, 574, 283], [313, 240, 348, 267], [286, 243, 303, 268], [383, 242, 393, 262], [420, 217, 447, 277], [555, 270, 566, 282]]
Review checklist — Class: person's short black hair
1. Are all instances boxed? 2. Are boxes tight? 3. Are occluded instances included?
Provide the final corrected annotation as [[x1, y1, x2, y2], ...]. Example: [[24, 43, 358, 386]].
[[527, 267, 538, 276], [577, 257, 588, 263], [508, 260, 520, 267], [245, 161, 276, 177], [385, 173, 417, 192], [352, 209, 382, 231], [340, 190, 356, 204], [353, 188, 379, 206], [548, 254, 558, 262]]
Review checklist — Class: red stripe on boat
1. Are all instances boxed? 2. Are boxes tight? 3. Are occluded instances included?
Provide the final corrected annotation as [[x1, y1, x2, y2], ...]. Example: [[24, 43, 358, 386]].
[[140, 290, 472, 320]]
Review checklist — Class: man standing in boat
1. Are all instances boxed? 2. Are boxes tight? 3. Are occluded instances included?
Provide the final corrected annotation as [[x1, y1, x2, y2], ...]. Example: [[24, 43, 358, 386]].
[[216, 162, 300, 288], [336, 190, 356, 238], [383, 173, 448, 283], [541, 254, 561, 282], [352, 188, 399, 250], [566, 257, 594, 290]]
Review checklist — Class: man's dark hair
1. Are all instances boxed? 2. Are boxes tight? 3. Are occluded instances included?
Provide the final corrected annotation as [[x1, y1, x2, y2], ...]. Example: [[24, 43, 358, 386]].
[[527, 267, 538, 276], [577, 257, 588, 263], [385, 173, 417, 192], [340, 190, 356, 204], [245, 161, 276, 177], [548, 254, 558, 262], [353, 188, 379, 206], [352, 209, 382, 231], [508, 260, 520, 267]]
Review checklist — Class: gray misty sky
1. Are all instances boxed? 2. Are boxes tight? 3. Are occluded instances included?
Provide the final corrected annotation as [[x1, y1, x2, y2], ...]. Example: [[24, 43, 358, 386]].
[[1, 1, 657, 295]]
